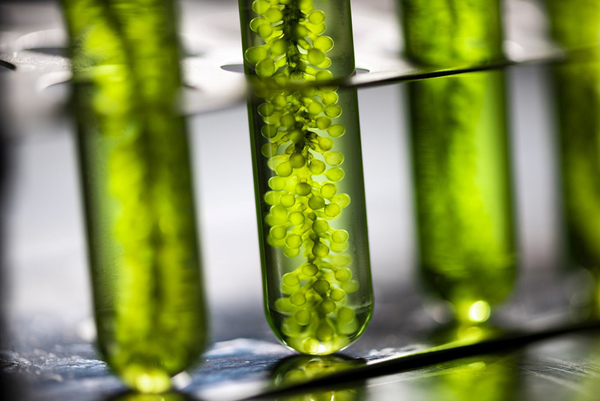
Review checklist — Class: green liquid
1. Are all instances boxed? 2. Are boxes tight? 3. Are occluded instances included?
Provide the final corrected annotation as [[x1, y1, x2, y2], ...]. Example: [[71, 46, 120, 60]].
[[239, 0, 373, 354], [62, 0, 207, 392], [400, 0, 516, 323], [547, 0, 600, 317], [408, 71, 516, 323]]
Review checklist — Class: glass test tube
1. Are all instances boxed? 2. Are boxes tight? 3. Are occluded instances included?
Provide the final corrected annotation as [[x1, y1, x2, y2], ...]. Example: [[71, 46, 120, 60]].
[[62, 0, 207, 392], [239, 0, 374, 354], [547, 0, 600, 317], [400, 0, 517, 323]]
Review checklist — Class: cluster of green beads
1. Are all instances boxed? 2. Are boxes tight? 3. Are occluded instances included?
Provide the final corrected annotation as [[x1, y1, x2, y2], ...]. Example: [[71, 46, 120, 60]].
[[245, 0, 361, 354]]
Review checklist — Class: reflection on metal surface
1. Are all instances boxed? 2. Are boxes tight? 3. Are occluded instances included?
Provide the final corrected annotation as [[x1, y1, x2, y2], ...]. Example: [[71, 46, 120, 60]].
[[268, 354, 365, 401], [106, 390, 199, 401]]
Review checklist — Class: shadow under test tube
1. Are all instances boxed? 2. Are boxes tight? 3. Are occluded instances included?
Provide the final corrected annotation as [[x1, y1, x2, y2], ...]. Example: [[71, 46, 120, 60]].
[[239, 0, 374, 355], [400, 0, 517, 324], [61, 0, 207, 392]]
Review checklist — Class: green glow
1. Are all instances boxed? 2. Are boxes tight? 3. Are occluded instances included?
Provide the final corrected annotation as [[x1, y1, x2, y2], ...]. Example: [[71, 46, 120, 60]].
[[62, 0, 207, 392], [240, 0, 373, 354]]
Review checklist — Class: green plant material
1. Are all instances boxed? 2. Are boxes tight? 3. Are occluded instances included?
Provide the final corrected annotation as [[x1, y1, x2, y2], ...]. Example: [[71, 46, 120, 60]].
[[62, 0, 207, 393], [547, 0, 600, 317], [400, 0, 504, 67], [240, 0, 373, 354], [400, 0, 516, 324]]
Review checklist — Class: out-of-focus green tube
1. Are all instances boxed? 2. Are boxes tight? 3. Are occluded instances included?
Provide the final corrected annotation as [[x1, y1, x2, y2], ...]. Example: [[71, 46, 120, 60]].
[[400, 0, 517, 323], [547, 0, 600, 318], [238, 0, 373, 354], [62, 0, 207, 392]]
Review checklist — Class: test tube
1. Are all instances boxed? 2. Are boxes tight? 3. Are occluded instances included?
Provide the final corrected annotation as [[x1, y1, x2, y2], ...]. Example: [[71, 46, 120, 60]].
[[62, 0, 207, 392], [399, 0, 517, 323], [547, 0, 600, 317], [238, 0, 374, 354]]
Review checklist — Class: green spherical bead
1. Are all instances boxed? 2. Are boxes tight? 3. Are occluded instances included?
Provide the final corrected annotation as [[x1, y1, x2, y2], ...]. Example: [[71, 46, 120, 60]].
[[302, 338, 319, 354], [280, 194, 295, 207], [328, 124, 345, 138], [319, 299, 336, 314], [316, 323, 334, 341], [313, 36, 334, 52], [284, 247, 300, 258], [258, 102, 275, 117], [272, 94, 287, 108], [256, 57, 275, 76], [338, 306, 355, 323], [289, 153, 305, 168], [261, 124, 278, 139], [261, 143, 278, 157], [320, 183, 337, 198], [308, 195, 325, 210], [276, 161, 293, 177], [343, 280, 359, 293], [264, 191, 280, 205], [307, 101, 324, 115], [307, 48, 326, 66], [309, 159, 326, 174], [332, 254, 351, 267], [295, 24, 310, 38], [264, 7, 283, 22], [271, 205, 288, 221], [289, 211, 305, 226], [316, 70, 333, 81], [283, 272, 300, 287], [325, 167, 344, 181], [332, 193, 351, 207], [325, 203, 342, 218], [313, 279, 330, 294], [286, 234, 302, 248], [283, 317, 302, 336], [330, 288, 346, 301], [324, 151, 344, 166], [271, 38, 287, 56], [321, 92, 338, 106], [280, 114, 295, 128], [312, 219, 329, 235], [270, 225, 287, 240], [245, 45, 268, 65], [331, 241, 348, 253], [302, 263, 318, 276], [296, 182, 312, 196], [313, 242, 329, 257], [335, 267, 352, 282], [252, 0, 271, 14], [316, 116, 332, 130], [289, 129, 304, 143], [295, 310, 311, 326], [324, 104, 342, 118], [308, 10, 325, 24], [290, 292, 306, 306], [332, 230, 349, 243], [268, 176, 286, 190], [318, 137, 333, 151]]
